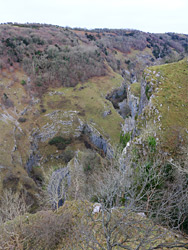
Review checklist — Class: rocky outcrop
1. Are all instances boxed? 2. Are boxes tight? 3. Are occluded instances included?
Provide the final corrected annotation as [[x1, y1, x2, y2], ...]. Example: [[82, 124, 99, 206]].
[[122, 83, 140, 134], [118, 100, 131, 119], [139, 78, 149, 115], [127, 87, 139, 119], [106, 82, 127, 110], [82, 124, 113, 157], [123, 116, 135, 133], [25, 111, 83, 173], [25, 131, 41, 173], [25, 113, 113, 175], [48, 167, 70, 209], [105, 76, 141, 135]]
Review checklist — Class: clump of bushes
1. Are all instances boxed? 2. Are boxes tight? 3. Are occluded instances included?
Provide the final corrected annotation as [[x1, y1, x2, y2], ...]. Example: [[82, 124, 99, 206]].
[[0, 210, 73, 250], [82, 150, 101, 174], [23, 211, 72, 249], [21, 79, 26, 85], [60, 149, 74, 163], [48, 136, 72, 150], [18, 117, 26, 123]]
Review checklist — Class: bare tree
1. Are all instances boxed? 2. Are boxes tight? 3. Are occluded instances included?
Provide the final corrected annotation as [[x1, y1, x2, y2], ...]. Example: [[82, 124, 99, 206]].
[[0, 189, 29, 250], [74, 154, 188, 250], [68, 152, 88, 200], [0, 189, 29, 223]]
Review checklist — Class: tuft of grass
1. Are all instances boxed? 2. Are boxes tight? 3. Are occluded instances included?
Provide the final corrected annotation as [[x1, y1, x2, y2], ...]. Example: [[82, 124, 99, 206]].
[[148, 136, 156, 152], [145, 84, 150, 100], [120, 132, 131, 148]]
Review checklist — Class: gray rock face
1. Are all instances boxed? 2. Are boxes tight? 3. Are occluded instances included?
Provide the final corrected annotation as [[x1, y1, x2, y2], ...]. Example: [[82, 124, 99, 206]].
[[123, 116, 135, 133], [130, 72, 137, 83], [82, 124, 113, 157], [103, 110, 112, 117], [139, 79, 149, 115], [127, 91, 139, 119], [25, 152, 40, 173], [25, 118, 113, 175], [122, 83, 140, 134], [106, 82, 127, 109], [25, 132, 40, 173], [48, 167, 70, 209], [118, 100, 131, 119], [109, 84, 127, 100]]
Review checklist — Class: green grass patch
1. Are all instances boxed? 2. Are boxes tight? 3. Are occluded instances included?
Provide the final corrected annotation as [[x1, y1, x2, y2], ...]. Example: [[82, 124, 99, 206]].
[[147, 136, 156, 152], [42, 73, 124, 144], [130, 82, 141, 97]]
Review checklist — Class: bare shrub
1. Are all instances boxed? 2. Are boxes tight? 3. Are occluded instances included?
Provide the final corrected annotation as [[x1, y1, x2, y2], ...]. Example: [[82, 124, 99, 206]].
[[0, 189, 29, 223], [75, 152, 188, 250], [0, 210, 72, 250], [22, 210, 72, 250], [0, 189, 29, 250], [0, 222, 24, 250]]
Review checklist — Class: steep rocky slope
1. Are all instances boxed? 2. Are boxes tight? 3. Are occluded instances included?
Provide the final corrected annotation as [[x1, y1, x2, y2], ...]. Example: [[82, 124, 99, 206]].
[[133, 59, 188, 158], [0, 23, 187, 211], [0, 23, 188, 249], [0, 67, 124, 203]]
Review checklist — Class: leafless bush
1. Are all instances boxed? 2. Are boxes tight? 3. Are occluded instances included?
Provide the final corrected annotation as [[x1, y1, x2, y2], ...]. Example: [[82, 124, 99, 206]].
[[0, 223, 24, 250], [22, 210, 72, 250], [0, 189, 29, 250], [76, 152, 188, 250], [0, 209, 72, 250], [0, 189, 29, 224]]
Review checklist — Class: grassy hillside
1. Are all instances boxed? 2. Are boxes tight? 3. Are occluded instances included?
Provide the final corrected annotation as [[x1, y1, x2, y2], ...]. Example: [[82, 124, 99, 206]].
[[138, 59, 188, 155], [0, 64, 124, 198], [41, 73, 124, 143]]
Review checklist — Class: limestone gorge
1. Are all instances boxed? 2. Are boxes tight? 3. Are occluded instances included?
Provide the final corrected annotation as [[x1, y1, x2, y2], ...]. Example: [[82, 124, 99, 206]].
[[0, 23, 188, 249]]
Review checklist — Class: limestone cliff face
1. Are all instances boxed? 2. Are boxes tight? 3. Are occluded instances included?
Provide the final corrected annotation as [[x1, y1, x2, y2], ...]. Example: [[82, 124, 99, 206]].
[[122, 82, 140, 134], [82, 123, 113, 157], [139, 79, 149, 115], [128, 92, 139, 119], [0, 67, 124, 202], [106, 80, 140, 134]]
